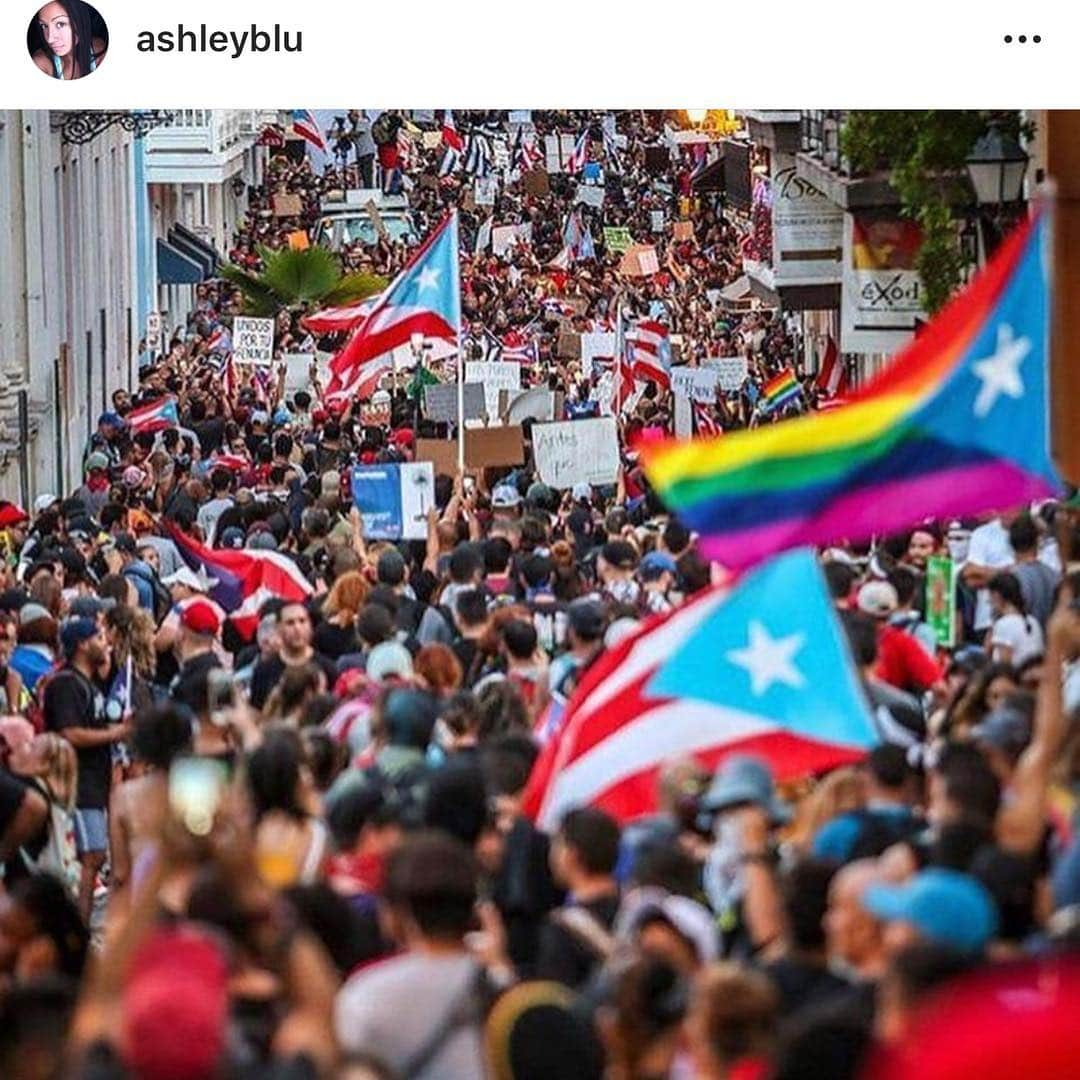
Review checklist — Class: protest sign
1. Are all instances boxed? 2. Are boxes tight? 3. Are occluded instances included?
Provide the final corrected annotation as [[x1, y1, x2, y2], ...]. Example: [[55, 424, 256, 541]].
[[233, 317, 275, 365], [424, 382, 486, 423], [671, 366, 720, 403], [506, 387, 556, 424], [532, 417, 620, 488], [576, 185, 605, 208], [287, 230, 310, 251], [475, 177, 498, 207], [283, 352, 331, 395], [925, 555, 957, 648], [522, 168, 550, 197], [650, 209, 665, 233], [146, 312, 162, 352], [272, 193, 303, 217], [468, 425, 525, 467], [580, 332, 616, 367], [674, 392, 692, 439], [422, 130, 443, 150], [619, 245, 660, 277], [465, 360, 521, 422], [492, 225, 518, 257], [556, 332, 582, 360], [508, 110, 532, 126], [475, 216, 493, 255], [673, 220, 695, 242], [351, 462, 435, 541], [603, 227, 633, 253], [365, 200, 389, 242], [705, 355, 749, 391]]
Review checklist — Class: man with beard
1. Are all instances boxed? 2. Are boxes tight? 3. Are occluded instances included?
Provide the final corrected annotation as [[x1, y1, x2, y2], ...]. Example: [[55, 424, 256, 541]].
[[43, 618, 128, 921]]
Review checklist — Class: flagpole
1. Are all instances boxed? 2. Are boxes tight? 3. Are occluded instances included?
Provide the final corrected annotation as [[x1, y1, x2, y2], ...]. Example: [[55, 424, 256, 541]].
[[454, 211, 466, 473]]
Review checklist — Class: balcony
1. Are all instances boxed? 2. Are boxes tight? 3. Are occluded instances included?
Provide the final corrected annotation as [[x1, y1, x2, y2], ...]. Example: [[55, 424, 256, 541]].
[[144, 109, 261, 185], [795, 109, 901, 210]]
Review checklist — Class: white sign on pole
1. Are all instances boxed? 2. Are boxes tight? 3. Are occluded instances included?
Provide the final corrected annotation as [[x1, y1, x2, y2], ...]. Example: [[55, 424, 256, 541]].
[[465, 361, 521, 423], [533, 418, 620, 489], [233, 317, 275, 365], [580, 332, 617, 367], [400, 462, 436, 540], [146, 312, 162, 352], [544, 134, 562, 173], [704, 356, 749, 392], [491, 225, 518, 257], [671, 366, 719, 403], [674, 392, 693, 439]]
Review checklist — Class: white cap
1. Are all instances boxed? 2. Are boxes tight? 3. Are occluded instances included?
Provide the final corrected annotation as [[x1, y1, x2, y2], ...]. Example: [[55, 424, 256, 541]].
[[33, 494, 59, 514], [366, 640, 414, 682], [857, 580, 899, 618], [572, 482, 592, 501], [162, 566, 218, 593]]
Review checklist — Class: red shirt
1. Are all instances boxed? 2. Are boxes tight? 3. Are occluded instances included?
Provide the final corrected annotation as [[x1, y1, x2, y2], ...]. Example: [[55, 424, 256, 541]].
[[875, 624, 942, 694]]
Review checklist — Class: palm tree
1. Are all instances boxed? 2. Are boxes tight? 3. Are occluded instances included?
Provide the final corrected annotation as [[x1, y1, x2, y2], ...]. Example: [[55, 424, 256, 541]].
[[219, 245, 385, 318]]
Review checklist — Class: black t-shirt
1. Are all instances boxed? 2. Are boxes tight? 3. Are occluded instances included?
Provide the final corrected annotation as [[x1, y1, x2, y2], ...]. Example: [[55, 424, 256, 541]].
[[192, 417, 226, 457], [535, 892, 620, 990], [249, 652, 338, 709], [172, 650, 224, 717], [313, 621, 360, 661], [44, 667, 110, 809]]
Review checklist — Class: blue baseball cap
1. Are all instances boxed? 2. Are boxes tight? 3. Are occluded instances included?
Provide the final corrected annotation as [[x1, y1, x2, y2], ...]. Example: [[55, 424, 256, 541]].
[[639, 551, 677, 578], [98, 411, 125, 428], [60, 616, 100, 657], [862, 868, 998, 954]]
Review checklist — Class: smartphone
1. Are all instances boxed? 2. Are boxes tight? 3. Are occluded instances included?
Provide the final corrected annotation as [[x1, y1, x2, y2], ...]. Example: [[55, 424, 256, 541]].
[[169, 757, 229, 837], [206, 668, 236, 728]]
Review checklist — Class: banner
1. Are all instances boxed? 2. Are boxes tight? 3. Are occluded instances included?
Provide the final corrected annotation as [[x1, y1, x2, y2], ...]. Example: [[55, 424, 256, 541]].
[[350, 462, 435, 540], [840, 213, 923, 354], [671, 366, 719, 403], [464, 360, 521, 422], [603, 226, 633, 253], [704, 355, 749, 392], [925, 555, 957, 648], [533, 417, 620, 488], [233, 317, 275, 365], [770, 151, 844, 286]]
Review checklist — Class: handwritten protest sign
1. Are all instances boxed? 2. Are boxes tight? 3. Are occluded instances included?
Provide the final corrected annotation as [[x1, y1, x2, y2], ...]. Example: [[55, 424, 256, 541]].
[[465, 361, 521, 422], [674, 393, 692, 439], [523, 168, 550, 197], [533, 418, 620, 488], [424, 382, 486, 423], [351, 462, 434, 540], [603, 227, 633, 253], [233, 318, 275, 365], [506, 387, 556, 424], [283, 352, 331, 395], [926, 555, 957, 647], [650, 210, 665, 233], [492, 225, 518, 257], [704, 356, 749, 391], [671, 366, 720, 403], [556, 332, 582, 360], [272, 194, 302, 217], [673, 220, 695, 242], [619, 245, 660, 278]]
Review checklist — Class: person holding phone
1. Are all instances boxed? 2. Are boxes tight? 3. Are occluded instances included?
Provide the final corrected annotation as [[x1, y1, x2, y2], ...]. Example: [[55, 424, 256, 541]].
[[30, 1, 107, 81]]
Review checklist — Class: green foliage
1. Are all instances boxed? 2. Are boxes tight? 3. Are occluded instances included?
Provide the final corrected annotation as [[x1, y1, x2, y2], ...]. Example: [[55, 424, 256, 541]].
[[219, 247, 386, 318], [841, 111, 1030, 313]]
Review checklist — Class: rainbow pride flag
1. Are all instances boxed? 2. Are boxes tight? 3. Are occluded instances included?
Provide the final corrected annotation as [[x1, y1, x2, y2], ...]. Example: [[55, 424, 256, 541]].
[[643, 214, 1062, 570], [761, 367, 801, 412]]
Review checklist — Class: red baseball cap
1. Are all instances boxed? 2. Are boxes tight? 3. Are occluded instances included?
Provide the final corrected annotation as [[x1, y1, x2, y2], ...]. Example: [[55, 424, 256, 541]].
[[0, 502, 29, 527], [180, 599, 220, 636]]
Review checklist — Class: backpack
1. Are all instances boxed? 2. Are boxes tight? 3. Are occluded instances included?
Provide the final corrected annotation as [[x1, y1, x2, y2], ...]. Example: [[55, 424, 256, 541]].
[[22, 782, 80, 901]]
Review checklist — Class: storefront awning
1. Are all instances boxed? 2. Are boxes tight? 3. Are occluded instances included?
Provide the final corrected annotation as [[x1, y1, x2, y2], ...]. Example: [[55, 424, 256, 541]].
[[171, 223, 220, 272], [167, 227, 214, 278], [156, 238, 203, 285]]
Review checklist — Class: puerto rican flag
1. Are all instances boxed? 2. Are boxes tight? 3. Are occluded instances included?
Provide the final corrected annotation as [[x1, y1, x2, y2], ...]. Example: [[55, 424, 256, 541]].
[[565, 130, 590, 174], [127, 396, 179, 434], [324, 353, 394, 405], [302, 296, 381, 336], [291, 110, 327, 153], [324, 214, 460, 403], [208, 453, 249, 472], [692, 400, 723, 437], [814, 336, 848, 398], [442, 110, 464, 152], [205, 325, 232, 355], [165, 523, 314, 641], [511, 128, 543, 173], [500, 330, 538, 365], [630, 321, 673, 390], [523, 549, 877, 829]]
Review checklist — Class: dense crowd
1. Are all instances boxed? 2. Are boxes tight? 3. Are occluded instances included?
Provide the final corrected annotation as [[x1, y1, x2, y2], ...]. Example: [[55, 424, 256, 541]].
[[0, 110, 1079, 1079]]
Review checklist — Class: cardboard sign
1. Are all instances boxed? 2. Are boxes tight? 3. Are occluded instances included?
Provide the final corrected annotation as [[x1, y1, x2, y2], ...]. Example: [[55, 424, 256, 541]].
[[522, 168, 550, 197], [465, 361, 521, 422], [556, 331, 582, 360], [351, 462, 435, 540], [272, 193, 303, 217], [424, 382, 486, 423], [287, 230, 310, 251], [532, 417, 620, 488], [925, 555, 957, 648], [705, 355, 749, 392], [474, 177, 498, 207], [575, 185, 605, 208], [673, 220, 695, 242], [671, 366, 719, 403], [415, 426, 525, 475], [619, 245, 660, 278], [602, 227, 633, 253], [233, 317, 275, 365]]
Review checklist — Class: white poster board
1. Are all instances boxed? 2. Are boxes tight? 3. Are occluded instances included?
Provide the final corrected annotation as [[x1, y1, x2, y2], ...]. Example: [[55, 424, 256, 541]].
[[533, 418, 620, 488], [704, 356, 749, 392], [506, 387, 556, 424], [283, 352, 331, 395], [474, 177, 498, 206], [400, 462, 436, 540], [491, 225, 519, 257], [233, 317, 275, 365], [674, 392, 693, 439], [671, 366, 719, 403], [650, 209, 665, 233], [146, 312, 162, 352], [465, 360, 521, 423], [576, 185, 605, 208], [580, 332, 617, 367]]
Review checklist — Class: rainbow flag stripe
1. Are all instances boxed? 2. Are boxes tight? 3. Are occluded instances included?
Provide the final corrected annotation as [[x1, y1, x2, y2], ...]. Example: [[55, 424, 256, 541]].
[[761, 368, 800, 411], [643, 215, 1062, 570]]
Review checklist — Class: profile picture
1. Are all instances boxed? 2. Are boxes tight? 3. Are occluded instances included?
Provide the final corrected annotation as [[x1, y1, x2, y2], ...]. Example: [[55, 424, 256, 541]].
[[27, 1, 108, 81]]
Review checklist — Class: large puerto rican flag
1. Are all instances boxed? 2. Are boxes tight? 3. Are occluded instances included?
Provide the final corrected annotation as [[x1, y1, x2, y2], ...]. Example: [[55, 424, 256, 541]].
[[630, 320, 673, 390], [301, 296, 381, 336], [523, 549, 877, 830], [291, 109, 327, 152], [165, 523, 313, 640], [324, 213, 460, 404], [127, 396, 179, 434]]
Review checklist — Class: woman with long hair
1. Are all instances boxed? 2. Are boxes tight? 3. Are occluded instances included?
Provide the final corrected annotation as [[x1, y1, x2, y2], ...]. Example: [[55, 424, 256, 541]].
[[29, 1, 107, 81], [314, 570, 368, 659]]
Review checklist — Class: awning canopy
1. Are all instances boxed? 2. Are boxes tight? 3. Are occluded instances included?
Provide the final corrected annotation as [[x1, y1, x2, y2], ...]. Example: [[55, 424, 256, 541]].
[[156, 238, 203, 285], [171, 222, 220, 272], [167, 226, 215, 278], [692, 156, 726, 192]]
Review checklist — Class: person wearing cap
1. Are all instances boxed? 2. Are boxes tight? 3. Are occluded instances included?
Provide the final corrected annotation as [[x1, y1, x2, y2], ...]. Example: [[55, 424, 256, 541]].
[[857, 580, 943, 697], [107, 534, 158, 617], [547, 597, 607, 703], [170, 599, 224, 723], [82, 411, 125, 473], [597, 540, 640, 608], [861, 867, 998, 958], [10, 602, 59, 694], [639, 550, 678, 615], [154, 566, 226, 679], [491, 483, 524, 518], [43, 617, 124, 921], [73, 452, 113, 519]]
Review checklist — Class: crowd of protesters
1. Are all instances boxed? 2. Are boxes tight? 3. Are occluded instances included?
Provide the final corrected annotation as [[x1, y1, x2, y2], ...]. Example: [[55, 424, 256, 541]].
[[0, 110, 1079, 1079]]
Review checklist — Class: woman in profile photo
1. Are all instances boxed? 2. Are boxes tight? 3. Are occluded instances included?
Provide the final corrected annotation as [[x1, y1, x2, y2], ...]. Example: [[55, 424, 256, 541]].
[[29, 0, 107, 80]]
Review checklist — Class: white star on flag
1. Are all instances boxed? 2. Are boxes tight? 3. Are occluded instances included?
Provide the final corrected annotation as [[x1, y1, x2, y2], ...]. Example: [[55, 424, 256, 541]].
[[972, 323, 1030, 418], [725, 621, 806, 696], [417, 266, 442, 291]]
